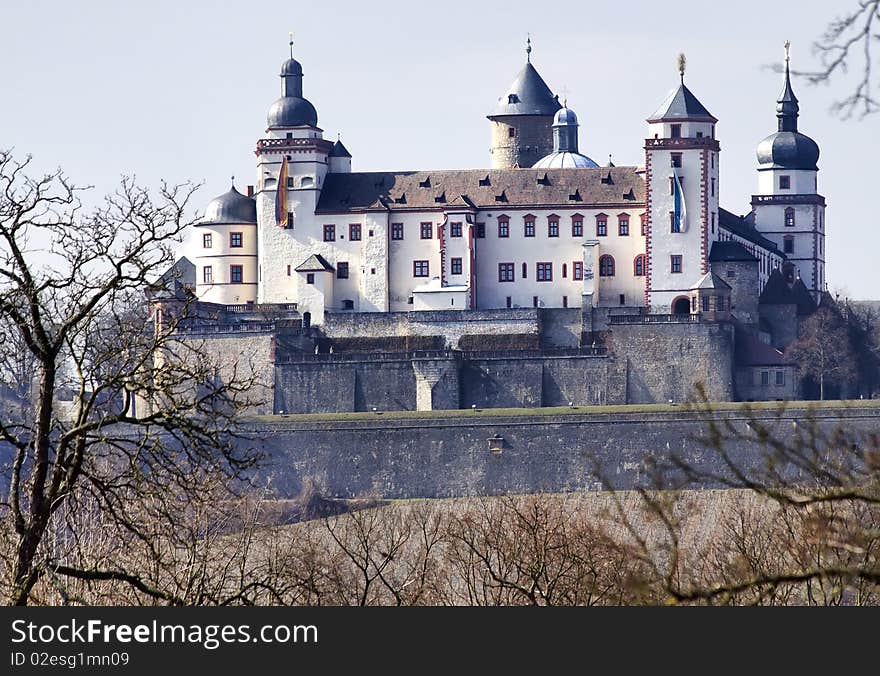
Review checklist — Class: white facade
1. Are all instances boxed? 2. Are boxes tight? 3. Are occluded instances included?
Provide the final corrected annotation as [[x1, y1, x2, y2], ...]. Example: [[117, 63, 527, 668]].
[[189, 48, 823, 324]]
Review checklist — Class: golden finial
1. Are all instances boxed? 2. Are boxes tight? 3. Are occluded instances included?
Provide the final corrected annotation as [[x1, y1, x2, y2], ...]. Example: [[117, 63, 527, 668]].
[[677, 53, 687, 84]]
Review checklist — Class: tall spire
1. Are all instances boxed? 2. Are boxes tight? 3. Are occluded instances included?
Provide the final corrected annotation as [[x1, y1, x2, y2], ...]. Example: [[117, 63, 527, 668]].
[[777, 40, 800, 132], [678, 53, 687, 84]]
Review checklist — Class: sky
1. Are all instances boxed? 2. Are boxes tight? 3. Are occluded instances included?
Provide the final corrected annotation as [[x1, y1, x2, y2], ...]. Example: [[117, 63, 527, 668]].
[[2, 0, 877, 298]]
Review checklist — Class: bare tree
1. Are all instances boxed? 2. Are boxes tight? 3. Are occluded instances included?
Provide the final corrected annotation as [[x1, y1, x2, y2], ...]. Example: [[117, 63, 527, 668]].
[[793, 1, 880, 117], [787, 305, 857, 400], [0, 150, 263, 605]]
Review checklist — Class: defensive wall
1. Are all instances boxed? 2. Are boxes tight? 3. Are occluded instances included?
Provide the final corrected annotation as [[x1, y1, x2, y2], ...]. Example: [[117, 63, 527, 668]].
[[245, 402, 880, 499]]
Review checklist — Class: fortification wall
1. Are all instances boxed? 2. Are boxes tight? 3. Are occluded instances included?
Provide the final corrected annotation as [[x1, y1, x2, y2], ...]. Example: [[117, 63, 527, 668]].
[[322, 309, 540, 350], [248, 404, 880, 499], [610, 321, 735, 403]]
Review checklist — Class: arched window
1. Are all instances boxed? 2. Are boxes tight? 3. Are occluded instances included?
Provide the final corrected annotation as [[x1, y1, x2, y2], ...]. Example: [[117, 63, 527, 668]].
[[784, 207, 795, 227], [634, 254, 646, 277], [599, 255, 615, 277]]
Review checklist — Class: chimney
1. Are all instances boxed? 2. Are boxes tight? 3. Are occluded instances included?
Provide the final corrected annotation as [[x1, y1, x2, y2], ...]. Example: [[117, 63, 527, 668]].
[[247, 185, 254, 198]]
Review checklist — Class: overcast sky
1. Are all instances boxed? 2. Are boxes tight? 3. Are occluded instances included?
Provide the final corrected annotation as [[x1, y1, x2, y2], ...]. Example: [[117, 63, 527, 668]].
[[2, 0, 876, 298]]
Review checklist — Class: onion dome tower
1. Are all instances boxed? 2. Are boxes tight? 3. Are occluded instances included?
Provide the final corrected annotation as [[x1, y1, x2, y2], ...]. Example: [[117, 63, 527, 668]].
[[266, 45, 318, 129], [194, 181, 258, 305], [752, 42, 825, 300], [487, 37, 562, 169], [532, 104, 598, 168]]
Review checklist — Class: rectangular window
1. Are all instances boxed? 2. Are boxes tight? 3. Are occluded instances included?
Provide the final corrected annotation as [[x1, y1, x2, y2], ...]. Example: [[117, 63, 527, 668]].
[[306, 272, 315, 284], [202, 233, 212, 248], [391, 223, 404, 240], [640, 213, 647, 235], [671, 255, 683, 274], [562, 296, 568, 308], [779, 175, 791, 190], [202, 266, 213, 284], [349, 224, 362, 241], [498, 263, 515, 282], [287, 176, 294, 188], [783, 237, 794, 254], [619, 294, 626, 306], [287, 264, 291, 276], [711, 177, 715, 196], [597, 218, 607, 236], [573, 261, 583, 280], [337, 261, 349, 279], [670, 212, 681, 233], [506, 296, 512, 308], [498, 219, 509, 238], [450, 222, 463, 238], [286, 211, 294, 229], [451, 257, 463, 275], [618, 216, 629, 236], [476, 222, 486, 238], [562, 263, 567, 278], [522, 262, 527, 279], [671, 152, 682, 167], [524, 218, 535, 237], [670, 125, 682, 138], [230, 264, 243, 284], [508, 127, 516, 138], [533, 296, 539, 308], [761, 370, 770, 386], [536, 262, 553, 282], [702, 296, 710, 312], [230, 232, 243, 248], [776, 370, 785, 386], [548, 218, 559, 238], [785, 210, 796, 227], [572, 218, 583, 237], [323, 224, 336, 242], [420, 222, 433, 239], [413, 260, 429, 277]]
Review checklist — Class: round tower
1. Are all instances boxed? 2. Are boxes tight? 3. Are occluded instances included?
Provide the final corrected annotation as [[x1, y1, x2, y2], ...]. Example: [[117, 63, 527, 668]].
[[487, 38, 561, 169], [194, 182, 258, 305], [752, 43, 825, 299]]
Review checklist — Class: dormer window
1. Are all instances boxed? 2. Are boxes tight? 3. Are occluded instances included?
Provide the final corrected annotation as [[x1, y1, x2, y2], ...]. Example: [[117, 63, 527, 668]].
[[508, 94, 519, 104], [670, 124, 682, 138]]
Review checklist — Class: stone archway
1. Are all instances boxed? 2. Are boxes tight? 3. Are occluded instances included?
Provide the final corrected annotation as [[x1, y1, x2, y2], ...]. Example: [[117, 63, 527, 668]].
[[672, 296, 691, 315]]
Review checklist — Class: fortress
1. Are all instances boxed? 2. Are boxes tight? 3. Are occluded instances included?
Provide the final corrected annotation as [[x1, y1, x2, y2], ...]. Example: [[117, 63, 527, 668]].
[[153, 40, 828, 414]]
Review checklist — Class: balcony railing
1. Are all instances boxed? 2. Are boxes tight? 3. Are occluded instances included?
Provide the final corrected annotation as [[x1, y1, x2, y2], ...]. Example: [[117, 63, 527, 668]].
[[608, 313, 701, 324]]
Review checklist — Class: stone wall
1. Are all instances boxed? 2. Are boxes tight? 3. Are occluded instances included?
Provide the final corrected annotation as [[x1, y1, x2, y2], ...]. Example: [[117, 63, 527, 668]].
[[609, 320, 735, 403], [248, 404, 880, 499], [710, 260, 760, 325], [322, 308, 540, 350], [181, 332, 275, 415]]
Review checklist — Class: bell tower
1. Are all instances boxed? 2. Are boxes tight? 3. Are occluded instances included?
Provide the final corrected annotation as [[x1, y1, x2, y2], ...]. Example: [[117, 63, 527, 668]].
[[644, 55, 721, 313]]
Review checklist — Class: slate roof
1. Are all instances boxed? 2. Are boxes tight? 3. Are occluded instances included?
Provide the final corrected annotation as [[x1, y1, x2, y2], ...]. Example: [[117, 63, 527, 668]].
[[791, 277, 817, 316], [759, 269, 794, 305], [295, 254, 334, 272], [709, 240, 758, 263], [316, 167, 646, 213], [648, 83, 717, 123], [148, 257, 196, 300], [489, 62, 562, 117], [330, 140, 352, 158], [718, 208, 780, 253], [735, 329, 792, 367], [692, 271, 732, 290]]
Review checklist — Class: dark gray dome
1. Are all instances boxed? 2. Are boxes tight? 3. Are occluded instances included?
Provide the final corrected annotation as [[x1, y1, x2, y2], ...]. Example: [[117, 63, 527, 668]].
[[280, 58, 303, 76], [267, 96, 318, 128], [553, 107, 578, 126], [200, 186, 257, 225], [756, 130, 819, 171]]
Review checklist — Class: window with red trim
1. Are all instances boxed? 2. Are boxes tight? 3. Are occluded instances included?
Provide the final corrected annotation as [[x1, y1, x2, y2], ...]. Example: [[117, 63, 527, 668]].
[[634, 255, 646, 277], [536, 262, 553, 282], [573, 261, 583, 280], [498, 215, 510, 238], [599, 255, 615, 277], [349, 224, 362, 241], [596, 213, 608, 237]]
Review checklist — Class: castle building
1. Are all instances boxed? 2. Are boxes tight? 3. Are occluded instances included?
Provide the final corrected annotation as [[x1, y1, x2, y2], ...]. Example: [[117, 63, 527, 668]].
[[173, 40, 828, 411], [193, 40, 822, 323]]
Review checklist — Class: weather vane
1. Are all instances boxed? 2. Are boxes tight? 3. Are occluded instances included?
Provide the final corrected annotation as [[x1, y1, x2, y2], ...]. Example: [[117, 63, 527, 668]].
[[289, 31, 294, 58], [526, 34, 531, 62], [678, 53, 687, 84], [784, 39, 791, 66]]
